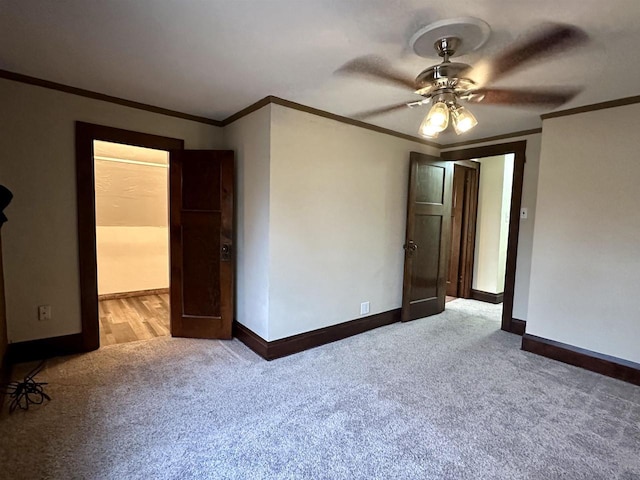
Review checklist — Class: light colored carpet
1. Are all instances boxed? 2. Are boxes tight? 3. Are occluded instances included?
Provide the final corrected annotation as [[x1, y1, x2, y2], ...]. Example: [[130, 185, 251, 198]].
[[1, 299, 639, 479]]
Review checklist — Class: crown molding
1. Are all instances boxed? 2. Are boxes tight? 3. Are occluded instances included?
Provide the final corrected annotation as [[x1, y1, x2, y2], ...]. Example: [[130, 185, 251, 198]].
[[222, 95, 440, 148], [541, 95, 640, 120], [1, 68, 567, 149], [1, 69, 438, 147], [225, 97, 545, 150], [220, 96, 272, 125], [0, 69, 223, 126]]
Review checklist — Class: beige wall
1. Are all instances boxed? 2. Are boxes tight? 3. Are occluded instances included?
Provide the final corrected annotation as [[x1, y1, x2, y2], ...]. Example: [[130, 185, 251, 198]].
[[96, 226, 169, 295], [472, 154, 514, 294], [497, 156, 514, 292], [225, 103, 441, 341], [0, 78, 223, 343], [222, 105, 272, 339], [527, 104, 640, 363], [268, 104, 439, 340], [511, 135, 541, 320]]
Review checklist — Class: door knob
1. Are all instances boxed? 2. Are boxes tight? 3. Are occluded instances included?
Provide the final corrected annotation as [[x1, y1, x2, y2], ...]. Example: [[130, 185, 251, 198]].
[[403, 241, 418, 254], [221, 243, 232, 262]]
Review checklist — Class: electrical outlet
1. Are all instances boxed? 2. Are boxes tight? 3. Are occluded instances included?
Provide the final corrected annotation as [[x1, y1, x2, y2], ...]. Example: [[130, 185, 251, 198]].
[[360, 301, 370, 315], [38, 305, 52, 321]]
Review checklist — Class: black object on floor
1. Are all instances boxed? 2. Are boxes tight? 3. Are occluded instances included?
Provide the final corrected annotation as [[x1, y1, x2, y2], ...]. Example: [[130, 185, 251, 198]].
[[0, 184, 13, 225], [1, 361, 50, 413]]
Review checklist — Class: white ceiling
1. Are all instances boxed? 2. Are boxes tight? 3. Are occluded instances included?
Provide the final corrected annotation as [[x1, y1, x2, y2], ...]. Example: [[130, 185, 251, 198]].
[[2, 0, 639, 144]]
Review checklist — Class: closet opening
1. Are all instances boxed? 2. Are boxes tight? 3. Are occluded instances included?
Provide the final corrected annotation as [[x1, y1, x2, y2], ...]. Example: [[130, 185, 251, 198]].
[[93, 140, 170, 346]]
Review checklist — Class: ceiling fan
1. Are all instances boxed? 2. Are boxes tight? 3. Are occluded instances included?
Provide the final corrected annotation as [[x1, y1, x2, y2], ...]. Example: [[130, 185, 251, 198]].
[[336, 19, 589, 138]]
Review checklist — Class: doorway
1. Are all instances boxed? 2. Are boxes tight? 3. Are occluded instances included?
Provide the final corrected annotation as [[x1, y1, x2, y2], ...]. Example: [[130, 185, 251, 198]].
[[442, 141, 526, 334], [446, 161, 480, 301], [93, 140, 171, 346], [447, 153, 515, 308], [76, 122, 236, 352], [469, 154, 515, 305], [401, 141, 526, 334], [76, 122, 184, 351]]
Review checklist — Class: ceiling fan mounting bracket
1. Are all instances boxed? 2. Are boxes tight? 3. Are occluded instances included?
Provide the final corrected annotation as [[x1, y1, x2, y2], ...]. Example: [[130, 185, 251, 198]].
[[434, 37, 461, 60], [410, 17, 491, 59]]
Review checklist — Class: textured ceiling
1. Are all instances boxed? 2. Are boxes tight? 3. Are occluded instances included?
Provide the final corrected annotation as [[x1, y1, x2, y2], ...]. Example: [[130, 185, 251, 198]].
[[94, 141, 168, 165], [2, 0, 639, 144]]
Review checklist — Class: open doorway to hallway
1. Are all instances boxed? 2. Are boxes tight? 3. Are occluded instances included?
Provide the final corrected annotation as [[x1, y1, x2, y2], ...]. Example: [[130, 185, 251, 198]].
[[401, 142, 525, 333], [447, 153, 515, 308], [93, 140, 170, 346]]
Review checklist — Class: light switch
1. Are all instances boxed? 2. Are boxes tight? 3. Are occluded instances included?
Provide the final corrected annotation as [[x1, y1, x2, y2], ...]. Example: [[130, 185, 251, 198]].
[[520, 208, 528, 219]]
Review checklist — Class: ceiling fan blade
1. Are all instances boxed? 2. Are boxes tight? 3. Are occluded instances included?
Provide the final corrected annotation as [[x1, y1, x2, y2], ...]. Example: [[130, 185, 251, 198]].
[[467, 87, 582, 108], [335, 55, 416, 91], [352, 101, 417, 119], [464, 23, 589, 87]]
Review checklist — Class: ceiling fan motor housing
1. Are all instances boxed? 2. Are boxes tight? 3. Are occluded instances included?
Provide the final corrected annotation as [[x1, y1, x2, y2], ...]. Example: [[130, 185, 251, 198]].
[[414, 62, 475, 96]]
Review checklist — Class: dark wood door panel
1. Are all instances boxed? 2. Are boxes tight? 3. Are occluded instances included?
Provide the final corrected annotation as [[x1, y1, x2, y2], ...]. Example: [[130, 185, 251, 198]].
[[459, 165, 479, 298], [402, 152, 452, 322], [170, 150, 234, 340], [447, 165, 466, 297], [410, 215, 442, 302], [177, 316, 226, 338], [415, 163, 446, 205], [447, 162, 480, 298], [181, 211, 221, 317], [182, 157, 221, 211]]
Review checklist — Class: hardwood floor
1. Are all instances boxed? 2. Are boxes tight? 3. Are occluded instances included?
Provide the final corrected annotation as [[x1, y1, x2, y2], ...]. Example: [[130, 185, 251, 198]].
[[99, 294, 170, 347]]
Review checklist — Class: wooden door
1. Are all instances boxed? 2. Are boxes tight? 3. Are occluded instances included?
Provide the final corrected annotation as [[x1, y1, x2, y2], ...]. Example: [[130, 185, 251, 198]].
[[169, 150, 234, 339], [401, 152, 453, 322], [446, 162, 480, 298], [447, 165, 466, 297], [458, 164, 479, 299]]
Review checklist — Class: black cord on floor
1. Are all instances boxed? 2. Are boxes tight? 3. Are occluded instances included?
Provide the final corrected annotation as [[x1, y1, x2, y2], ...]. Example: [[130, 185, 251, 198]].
[[0, 360, 51, 413]]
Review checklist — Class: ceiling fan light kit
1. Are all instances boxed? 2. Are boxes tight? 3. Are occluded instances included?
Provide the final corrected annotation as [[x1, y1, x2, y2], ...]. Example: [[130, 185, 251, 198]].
[[419, 101, 449, 138], [415, 35, 482, 137], [418, 98, 479, 139], [451, 105, 478, 135], [338, 19, 588, 138]]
